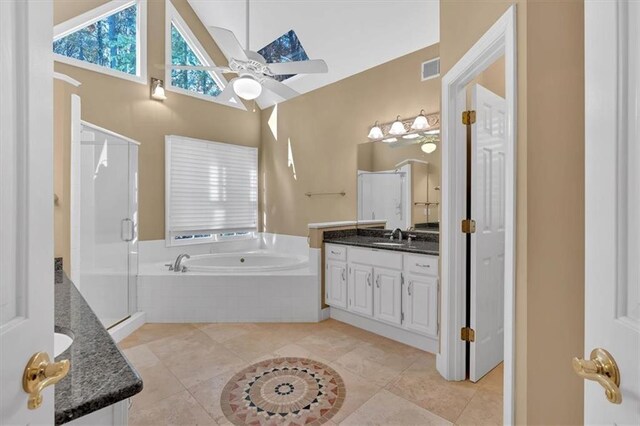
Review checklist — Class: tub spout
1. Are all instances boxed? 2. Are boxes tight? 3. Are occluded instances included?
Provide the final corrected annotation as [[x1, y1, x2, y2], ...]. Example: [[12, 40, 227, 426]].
[[174, 253, 190, 272]]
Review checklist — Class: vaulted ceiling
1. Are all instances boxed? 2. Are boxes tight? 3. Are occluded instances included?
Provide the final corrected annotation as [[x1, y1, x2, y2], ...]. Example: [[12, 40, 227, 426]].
[[188, 0, 440, 108]]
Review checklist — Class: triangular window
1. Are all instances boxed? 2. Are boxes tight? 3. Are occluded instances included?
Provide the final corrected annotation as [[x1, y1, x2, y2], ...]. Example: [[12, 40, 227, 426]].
[[170, 23, 221, 97], [165, 1, 241, 108], [258, 30, 309, 82], [53, 0, 146, 82]]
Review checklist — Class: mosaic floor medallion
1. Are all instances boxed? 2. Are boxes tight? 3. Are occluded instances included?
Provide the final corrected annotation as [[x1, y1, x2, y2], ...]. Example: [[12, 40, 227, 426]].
[[221, 357, 345, 425]]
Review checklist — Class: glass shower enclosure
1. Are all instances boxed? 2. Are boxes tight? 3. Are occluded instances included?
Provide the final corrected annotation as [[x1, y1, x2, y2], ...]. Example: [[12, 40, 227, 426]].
[[77, 122, 138, 329]]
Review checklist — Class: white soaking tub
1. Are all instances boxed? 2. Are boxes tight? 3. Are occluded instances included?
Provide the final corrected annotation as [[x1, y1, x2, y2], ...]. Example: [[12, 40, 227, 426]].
[[183, 251, 308, 272], [137, 234, 321, 323]]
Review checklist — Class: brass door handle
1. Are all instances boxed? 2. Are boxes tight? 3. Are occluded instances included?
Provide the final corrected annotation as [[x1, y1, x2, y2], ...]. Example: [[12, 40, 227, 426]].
[[23, 352, 70, 409], [572, 348, 622, 404]]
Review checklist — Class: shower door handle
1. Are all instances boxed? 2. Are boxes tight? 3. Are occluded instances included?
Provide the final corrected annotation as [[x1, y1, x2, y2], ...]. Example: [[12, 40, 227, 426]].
[[121, 218, 134, 242]]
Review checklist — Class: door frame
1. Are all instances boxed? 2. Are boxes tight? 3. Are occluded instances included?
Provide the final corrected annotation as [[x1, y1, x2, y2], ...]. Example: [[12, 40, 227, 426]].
[[437, 5, 517, 424]]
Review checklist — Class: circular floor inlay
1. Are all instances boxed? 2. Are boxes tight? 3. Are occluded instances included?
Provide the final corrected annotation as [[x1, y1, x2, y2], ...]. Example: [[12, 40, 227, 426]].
[[221, 357, 345, 425]]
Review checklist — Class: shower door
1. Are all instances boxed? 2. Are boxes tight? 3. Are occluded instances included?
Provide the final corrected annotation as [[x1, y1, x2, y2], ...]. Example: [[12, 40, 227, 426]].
[[79, 123, 138, 329]]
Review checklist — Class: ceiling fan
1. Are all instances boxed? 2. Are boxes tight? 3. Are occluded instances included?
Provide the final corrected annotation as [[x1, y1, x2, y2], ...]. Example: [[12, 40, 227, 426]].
[[171, 1, 328, 103]]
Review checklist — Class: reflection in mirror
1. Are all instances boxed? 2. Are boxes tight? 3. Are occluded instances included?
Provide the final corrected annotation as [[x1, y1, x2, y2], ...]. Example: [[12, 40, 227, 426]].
[[357, 139, 440, 232]]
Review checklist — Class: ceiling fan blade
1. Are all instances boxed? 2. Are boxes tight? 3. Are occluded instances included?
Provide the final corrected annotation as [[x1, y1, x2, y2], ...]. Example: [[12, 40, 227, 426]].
[[208, 26, 248, 62], [170, 65, 233, 73], [261, 78, 300, 100], [217, 78, 238, 102], [267, 59, 328, 76]]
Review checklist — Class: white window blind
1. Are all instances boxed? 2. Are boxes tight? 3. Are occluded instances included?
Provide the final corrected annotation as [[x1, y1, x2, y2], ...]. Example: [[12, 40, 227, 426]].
[[165, 135, 258, 245]]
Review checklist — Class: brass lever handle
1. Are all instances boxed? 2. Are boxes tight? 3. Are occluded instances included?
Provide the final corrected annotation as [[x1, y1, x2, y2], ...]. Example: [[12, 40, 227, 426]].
[[572, 348, 622, 404], [23, 352, 70, 409]]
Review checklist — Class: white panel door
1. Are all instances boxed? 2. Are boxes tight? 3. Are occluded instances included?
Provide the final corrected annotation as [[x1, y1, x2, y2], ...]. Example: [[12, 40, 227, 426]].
[[470, 84, 506, 382], [405, 274, 438, 337], [0, 0, 56, 423], [326, 260, 347, 309], [374, 267, 402, 325], [349, 264, 373, 316], [583, 1, 639, 422]]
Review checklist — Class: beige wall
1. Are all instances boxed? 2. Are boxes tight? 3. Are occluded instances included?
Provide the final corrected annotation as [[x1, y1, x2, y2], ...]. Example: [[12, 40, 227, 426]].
[[54, 0, 261, 241], [260, 44, 441, 236], [53, 80, 78, 274], [441, 1, 584, 424]]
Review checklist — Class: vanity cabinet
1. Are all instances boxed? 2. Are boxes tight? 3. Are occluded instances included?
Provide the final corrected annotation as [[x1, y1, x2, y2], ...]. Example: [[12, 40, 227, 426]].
[[348, 263, 374, 316], [404, 273, 439, 336], [325, 244, 348, 308], [325, 243, 439, 348], [374, 267, 403, 325]]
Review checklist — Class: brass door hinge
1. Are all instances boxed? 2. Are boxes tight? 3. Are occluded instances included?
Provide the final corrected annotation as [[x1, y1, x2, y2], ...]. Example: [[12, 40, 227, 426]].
[[462, 110, 476, 125], [461, 327, 475, 342], [461, 219, 476, 234]]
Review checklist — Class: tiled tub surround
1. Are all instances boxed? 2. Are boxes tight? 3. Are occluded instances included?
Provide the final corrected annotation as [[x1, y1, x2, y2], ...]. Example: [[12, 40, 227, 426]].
[[55, 273, 142, 425], [137, 233, 321, 323], [323, 228, 439, 255]]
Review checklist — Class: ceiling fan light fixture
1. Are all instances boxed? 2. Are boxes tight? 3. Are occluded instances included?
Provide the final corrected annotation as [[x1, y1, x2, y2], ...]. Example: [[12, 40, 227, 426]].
[[421, 141, 437, 154], [389, 116, 406, 135], [411, 109, 430, 130], [233, 77, 262, 100], [368, 122, 384, 139]]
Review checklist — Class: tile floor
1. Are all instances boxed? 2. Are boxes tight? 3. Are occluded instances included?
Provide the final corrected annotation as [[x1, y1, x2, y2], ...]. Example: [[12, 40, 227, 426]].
[[119, 319, 503, 425]]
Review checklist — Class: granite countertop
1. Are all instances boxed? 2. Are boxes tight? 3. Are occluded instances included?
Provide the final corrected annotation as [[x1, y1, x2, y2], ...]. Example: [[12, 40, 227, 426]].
[[323, 228, 439, 256], [54, 272, 142, 425]]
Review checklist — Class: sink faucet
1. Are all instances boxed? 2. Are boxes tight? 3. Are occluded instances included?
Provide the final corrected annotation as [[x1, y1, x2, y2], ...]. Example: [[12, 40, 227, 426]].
[[392, 228, 403, 241], [174, 253, 190, 272]]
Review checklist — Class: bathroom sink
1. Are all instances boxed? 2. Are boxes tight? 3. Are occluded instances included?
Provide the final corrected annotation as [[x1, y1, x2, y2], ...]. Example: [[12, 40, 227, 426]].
[[54, 332, 73, 357], [372, 242, 406, 247]]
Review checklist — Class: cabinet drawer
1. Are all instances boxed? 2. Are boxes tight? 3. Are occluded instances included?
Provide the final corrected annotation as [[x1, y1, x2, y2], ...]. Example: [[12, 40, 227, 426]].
[[325, 244, 347, 261], [405, 254, 438, 276], [349, 246, 403, 270]]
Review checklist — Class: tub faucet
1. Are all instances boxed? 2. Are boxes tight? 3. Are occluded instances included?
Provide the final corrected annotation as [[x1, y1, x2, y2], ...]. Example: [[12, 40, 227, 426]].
[[392, 228, 403, 241], [174, 253, 190, 272]]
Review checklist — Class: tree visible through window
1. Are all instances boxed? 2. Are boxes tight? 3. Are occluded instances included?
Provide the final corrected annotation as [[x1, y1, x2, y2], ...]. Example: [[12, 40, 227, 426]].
[[53, 4, 138, 75], [170, 23, 222, 97], [258, 30, 309, 82]]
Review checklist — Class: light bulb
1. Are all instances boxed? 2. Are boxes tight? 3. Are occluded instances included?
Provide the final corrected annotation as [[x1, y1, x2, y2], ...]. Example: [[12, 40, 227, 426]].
[[411, 110, 430, 130], [389, 116, 406, 135], [233, 77, 262, 100], [421, 142, 437, 154], [368, 122, 384, 139]]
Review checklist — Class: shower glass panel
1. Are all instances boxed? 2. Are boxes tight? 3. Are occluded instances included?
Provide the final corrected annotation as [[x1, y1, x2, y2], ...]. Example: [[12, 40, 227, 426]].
[[79, 123, 138, 329]]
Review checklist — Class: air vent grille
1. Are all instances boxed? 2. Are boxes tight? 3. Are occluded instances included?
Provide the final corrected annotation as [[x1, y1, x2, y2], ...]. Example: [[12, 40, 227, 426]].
[[421, 57, 440, 81]]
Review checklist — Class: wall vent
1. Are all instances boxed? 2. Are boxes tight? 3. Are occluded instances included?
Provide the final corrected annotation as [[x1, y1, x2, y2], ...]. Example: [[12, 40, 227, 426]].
[[421, 57, 440, 81]]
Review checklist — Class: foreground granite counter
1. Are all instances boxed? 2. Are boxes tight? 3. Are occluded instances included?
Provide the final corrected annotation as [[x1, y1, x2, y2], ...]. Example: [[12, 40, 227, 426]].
[[54, 273, 142, 425], [323, 228, 439, 256]]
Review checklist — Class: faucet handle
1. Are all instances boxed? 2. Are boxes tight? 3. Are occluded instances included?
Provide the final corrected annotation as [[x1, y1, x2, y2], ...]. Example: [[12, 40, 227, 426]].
[[164, 263, 174, 271]]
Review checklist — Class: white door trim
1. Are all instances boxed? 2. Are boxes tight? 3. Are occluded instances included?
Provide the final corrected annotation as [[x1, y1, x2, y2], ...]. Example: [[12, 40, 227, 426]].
[[437, 5, 517, 425]]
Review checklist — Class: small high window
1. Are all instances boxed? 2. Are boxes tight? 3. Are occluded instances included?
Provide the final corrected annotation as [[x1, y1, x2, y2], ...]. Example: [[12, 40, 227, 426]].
[[53, 0, 147, 83], [258, 30, 309, 82], [170, 23, 222, 97], [165, 1, 241, 108]]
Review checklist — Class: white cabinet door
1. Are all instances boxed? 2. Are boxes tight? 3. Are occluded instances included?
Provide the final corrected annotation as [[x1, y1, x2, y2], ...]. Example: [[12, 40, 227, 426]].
[[374, 267, 402, 325], [404, 274, 438, 337], [326, 260, 347, 308], [349, 264, 373, 316]]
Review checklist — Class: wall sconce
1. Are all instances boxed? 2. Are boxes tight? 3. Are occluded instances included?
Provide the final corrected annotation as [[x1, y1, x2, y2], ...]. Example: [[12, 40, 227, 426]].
[[150, 78, 167, 101], [367, 121, 384, 139], [411, 110, 430, 130], [388, 116, 407, 135]]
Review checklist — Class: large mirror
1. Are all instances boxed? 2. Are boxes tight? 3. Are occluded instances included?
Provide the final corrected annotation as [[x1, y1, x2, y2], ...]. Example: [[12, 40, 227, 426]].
[[357, 139, 440, 231]]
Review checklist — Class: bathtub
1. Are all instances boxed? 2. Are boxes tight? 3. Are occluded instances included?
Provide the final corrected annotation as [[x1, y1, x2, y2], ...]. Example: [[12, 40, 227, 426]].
[[137, 234, 321, 323], [182, 250, 308, 273]]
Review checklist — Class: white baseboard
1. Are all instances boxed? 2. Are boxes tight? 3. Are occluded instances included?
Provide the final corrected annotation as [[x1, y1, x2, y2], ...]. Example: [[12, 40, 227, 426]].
[[109, 312, 146, 343], [330, 308, 438, 353], [320, 307, 331, 321]]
